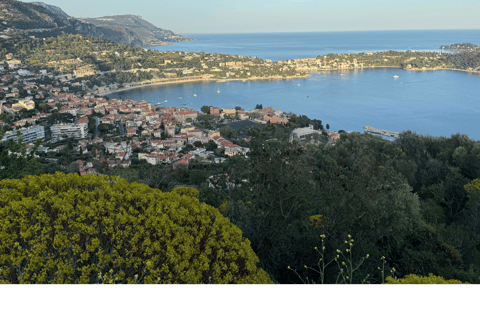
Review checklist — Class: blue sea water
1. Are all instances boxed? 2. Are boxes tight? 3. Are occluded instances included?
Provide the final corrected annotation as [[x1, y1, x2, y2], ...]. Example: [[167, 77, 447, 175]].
[[147, 30, 480, 61], [109, 30, 480, 140]]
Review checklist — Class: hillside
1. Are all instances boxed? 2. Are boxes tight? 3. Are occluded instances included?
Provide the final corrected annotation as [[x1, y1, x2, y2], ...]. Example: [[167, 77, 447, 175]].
[[31, 1, 70, 19], [79, 15, 193, 46], [0, 0, 192, 47]]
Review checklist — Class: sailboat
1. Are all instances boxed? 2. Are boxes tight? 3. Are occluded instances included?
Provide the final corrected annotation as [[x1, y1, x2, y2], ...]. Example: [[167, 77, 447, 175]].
[[217, 88, 221, 93]]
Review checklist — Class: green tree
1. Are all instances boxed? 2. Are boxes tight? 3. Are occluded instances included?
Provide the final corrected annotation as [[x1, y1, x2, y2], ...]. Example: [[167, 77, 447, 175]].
[[0, 173, 273, 284], [201, 105, 210, 114]]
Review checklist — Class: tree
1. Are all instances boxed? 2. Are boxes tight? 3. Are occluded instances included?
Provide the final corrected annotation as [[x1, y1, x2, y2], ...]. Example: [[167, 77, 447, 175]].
[[219, 126, 234, 139], [326, 124, 330, 130], [193, 141, 202, 148], [0, 173, 273, 284], [255, 104, 263, 110], [201, 105, 210, 114]]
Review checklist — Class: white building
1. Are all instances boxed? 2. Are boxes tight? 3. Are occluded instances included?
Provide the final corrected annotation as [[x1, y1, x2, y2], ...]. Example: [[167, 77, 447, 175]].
[[290, 124, 323, 142], [51, 123, 86, 139], [1, 125, 45, 144]]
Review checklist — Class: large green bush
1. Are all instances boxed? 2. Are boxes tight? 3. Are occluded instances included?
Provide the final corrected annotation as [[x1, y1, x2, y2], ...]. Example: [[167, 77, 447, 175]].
[[0, 173, 273, 284], [386, 273, 469, 284]]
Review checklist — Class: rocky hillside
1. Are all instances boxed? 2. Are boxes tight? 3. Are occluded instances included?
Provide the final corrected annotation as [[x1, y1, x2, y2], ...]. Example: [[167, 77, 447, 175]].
[[0, 0, 193, 47], [31, 2, 70, 19], [79, 15, 193, 46]]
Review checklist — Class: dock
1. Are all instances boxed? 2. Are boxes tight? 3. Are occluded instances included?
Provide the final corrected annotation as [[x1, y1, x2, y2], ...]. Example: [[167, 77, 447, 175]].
[[363, 125, 400, 138]]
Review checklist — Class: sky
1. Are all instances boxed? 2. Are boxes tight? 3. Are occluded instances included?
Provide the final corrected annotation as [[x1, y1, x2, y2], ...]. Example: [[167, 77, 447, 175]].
[[26, 0, 480, 34]]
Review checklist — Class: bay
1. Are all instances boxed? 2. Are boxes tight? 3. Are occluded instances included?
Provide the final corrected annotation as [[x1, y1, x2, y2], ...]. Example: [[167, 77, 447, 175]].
[[109, 30, 480, 141]]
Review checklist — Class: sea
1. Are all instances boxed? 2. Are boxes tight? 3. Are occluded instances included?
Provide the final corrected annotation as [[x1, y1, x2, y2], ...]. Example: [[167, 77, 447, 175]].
[[108, 30, 480, 140]]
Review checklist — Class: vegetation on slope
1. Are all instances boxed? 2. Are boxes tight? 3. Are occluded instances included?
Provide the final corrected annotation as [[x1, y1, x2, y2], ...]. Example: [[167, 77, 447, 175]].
[[0, 173, 273, 284]]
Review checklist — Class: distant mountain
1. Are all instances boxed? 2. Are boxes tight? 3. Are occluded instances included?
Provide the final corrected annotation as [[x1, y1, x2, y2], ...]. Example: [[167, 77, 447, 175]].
[[31, 2, 70, 19], [0, 0, 193, 47], [79, 14, 193, 46]]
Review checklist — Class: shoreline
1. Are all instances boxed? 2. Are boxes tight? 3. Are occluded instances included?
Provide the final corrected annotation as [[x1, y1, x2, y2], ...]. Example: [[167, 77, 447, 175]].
[[308, 65, 480, 74], [96, 66, 479, 97], [100, 74, 310, 96]]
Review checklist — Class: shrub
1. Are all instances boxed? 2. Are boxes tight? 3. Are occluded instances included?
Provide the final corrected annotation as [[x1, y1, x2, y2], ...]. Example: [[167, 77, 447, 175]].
[[386, 273, 469, 284], [0, 173, 273, 284]]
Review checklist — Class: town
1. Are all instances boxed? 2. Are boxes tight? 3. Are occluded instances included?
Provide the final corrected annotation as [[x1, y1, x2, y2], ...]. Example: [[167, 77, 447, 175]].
[[0, 48, 343, 180]]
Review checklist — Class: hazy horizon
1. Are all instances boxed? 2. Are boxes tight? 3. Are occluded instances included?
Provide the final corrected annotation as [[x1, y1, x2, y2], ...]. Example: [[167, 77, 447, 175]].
[[25, 0, 480, 34]]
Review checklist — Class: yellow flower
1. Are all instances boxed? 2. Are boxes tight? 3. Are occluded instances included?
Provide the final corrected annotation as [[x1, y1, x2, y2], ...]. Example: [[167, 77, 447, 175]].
[[348, 235, 351, 238], [320, 234, 326, 238], [336, 249, 341, 253], [315, 247, 318, 250], [304, 265, 307, 268], [381, 256, 385, 260], [346, 249, 350, 252], [366, 254, 370, 258], [342, 261, 345, 265], [345, 240, 348, 243], [323, 246, 325, 250], [288, 266, 291, 269], [336, 255, 339, 258]]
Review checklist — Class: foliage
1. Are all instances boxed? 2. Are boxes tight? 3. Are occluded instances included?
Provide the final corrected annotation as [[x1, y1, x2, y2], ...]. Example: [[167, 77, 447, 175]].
[[0, 173, 273, 284], [385, 273, 469, 284]]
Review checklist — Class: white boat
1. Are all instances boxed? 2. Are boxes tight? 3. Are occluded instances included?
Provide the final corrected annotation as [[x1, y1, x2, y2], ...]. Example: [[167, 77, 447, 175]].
[[193, 94, 197, 97], [178, 97, 182, 99], [297, 84, 300, 86], [394, 75, 399, 78], [217, 88, 221, 93], [164, 100, 168, 102]]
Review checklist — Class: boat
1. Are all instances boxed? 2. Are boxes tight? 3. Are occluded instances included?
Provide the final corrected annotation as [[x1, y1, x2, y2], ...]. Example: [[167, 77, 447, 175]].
[[178, 97, 182, 99], [297, 84, 300, 86], [217, 88, 221, 93], [394, 75, 399, 78], [193, 94, 197, 97]]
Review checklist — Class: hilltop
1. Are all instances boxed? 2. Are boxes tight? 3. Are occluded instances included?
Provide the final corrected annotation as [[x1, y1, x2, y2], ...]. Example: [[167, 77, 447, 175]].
[[0, 0, 192, 47], [31, 2, 70, 19], [79, 15, 193, 46]]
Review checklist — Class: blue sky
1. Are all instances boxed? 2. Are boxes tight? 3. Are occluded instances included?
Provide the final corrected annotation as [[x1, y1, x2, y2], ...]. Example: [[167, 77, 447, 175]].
[[27, 0, 480, 34]]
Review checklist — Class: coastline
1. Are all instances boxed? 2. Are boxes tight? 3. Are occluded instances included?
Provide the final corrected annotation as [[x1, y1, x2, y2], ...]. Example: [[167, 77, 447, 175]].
[[98, 66, 479, 97], [100, 74, 310, 96]]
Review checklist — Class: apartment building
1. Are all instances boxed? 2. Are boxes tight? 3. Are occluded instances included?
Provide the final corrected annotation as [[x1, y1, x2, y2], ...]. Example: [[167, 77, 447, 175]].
[[51, 123, 86, 139], [1, 125, 45, 144]]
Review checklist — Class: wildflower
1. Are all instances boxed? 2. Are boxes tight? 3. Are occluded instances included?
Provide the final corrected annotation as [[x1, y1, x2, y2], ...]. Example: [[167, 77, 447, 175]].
[[378, 267, 381, 270], [315, 247, 317, 250], [366, 254, 370, 258], [346, 276, 349, 279], [320, 234, 326, 238], [392, 267, 396, 272], [349, 243, 353, 246], [346, 249, 350, 252], [337, 255, 339, 258], [337, 249, 341, 253], [382, 256, 385, 260], [342, 261, 346, 265], [323, 246, 325, 250], [348, 234, 351, 238], [345, 240, 348, 243], [288, 266, 291, 269]]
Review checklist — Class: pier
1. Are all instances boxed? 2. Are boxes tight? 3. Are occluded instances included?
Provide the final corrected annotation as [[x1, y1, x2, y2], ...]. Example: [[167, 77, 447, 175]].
[[363, 125, 400, 138]]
